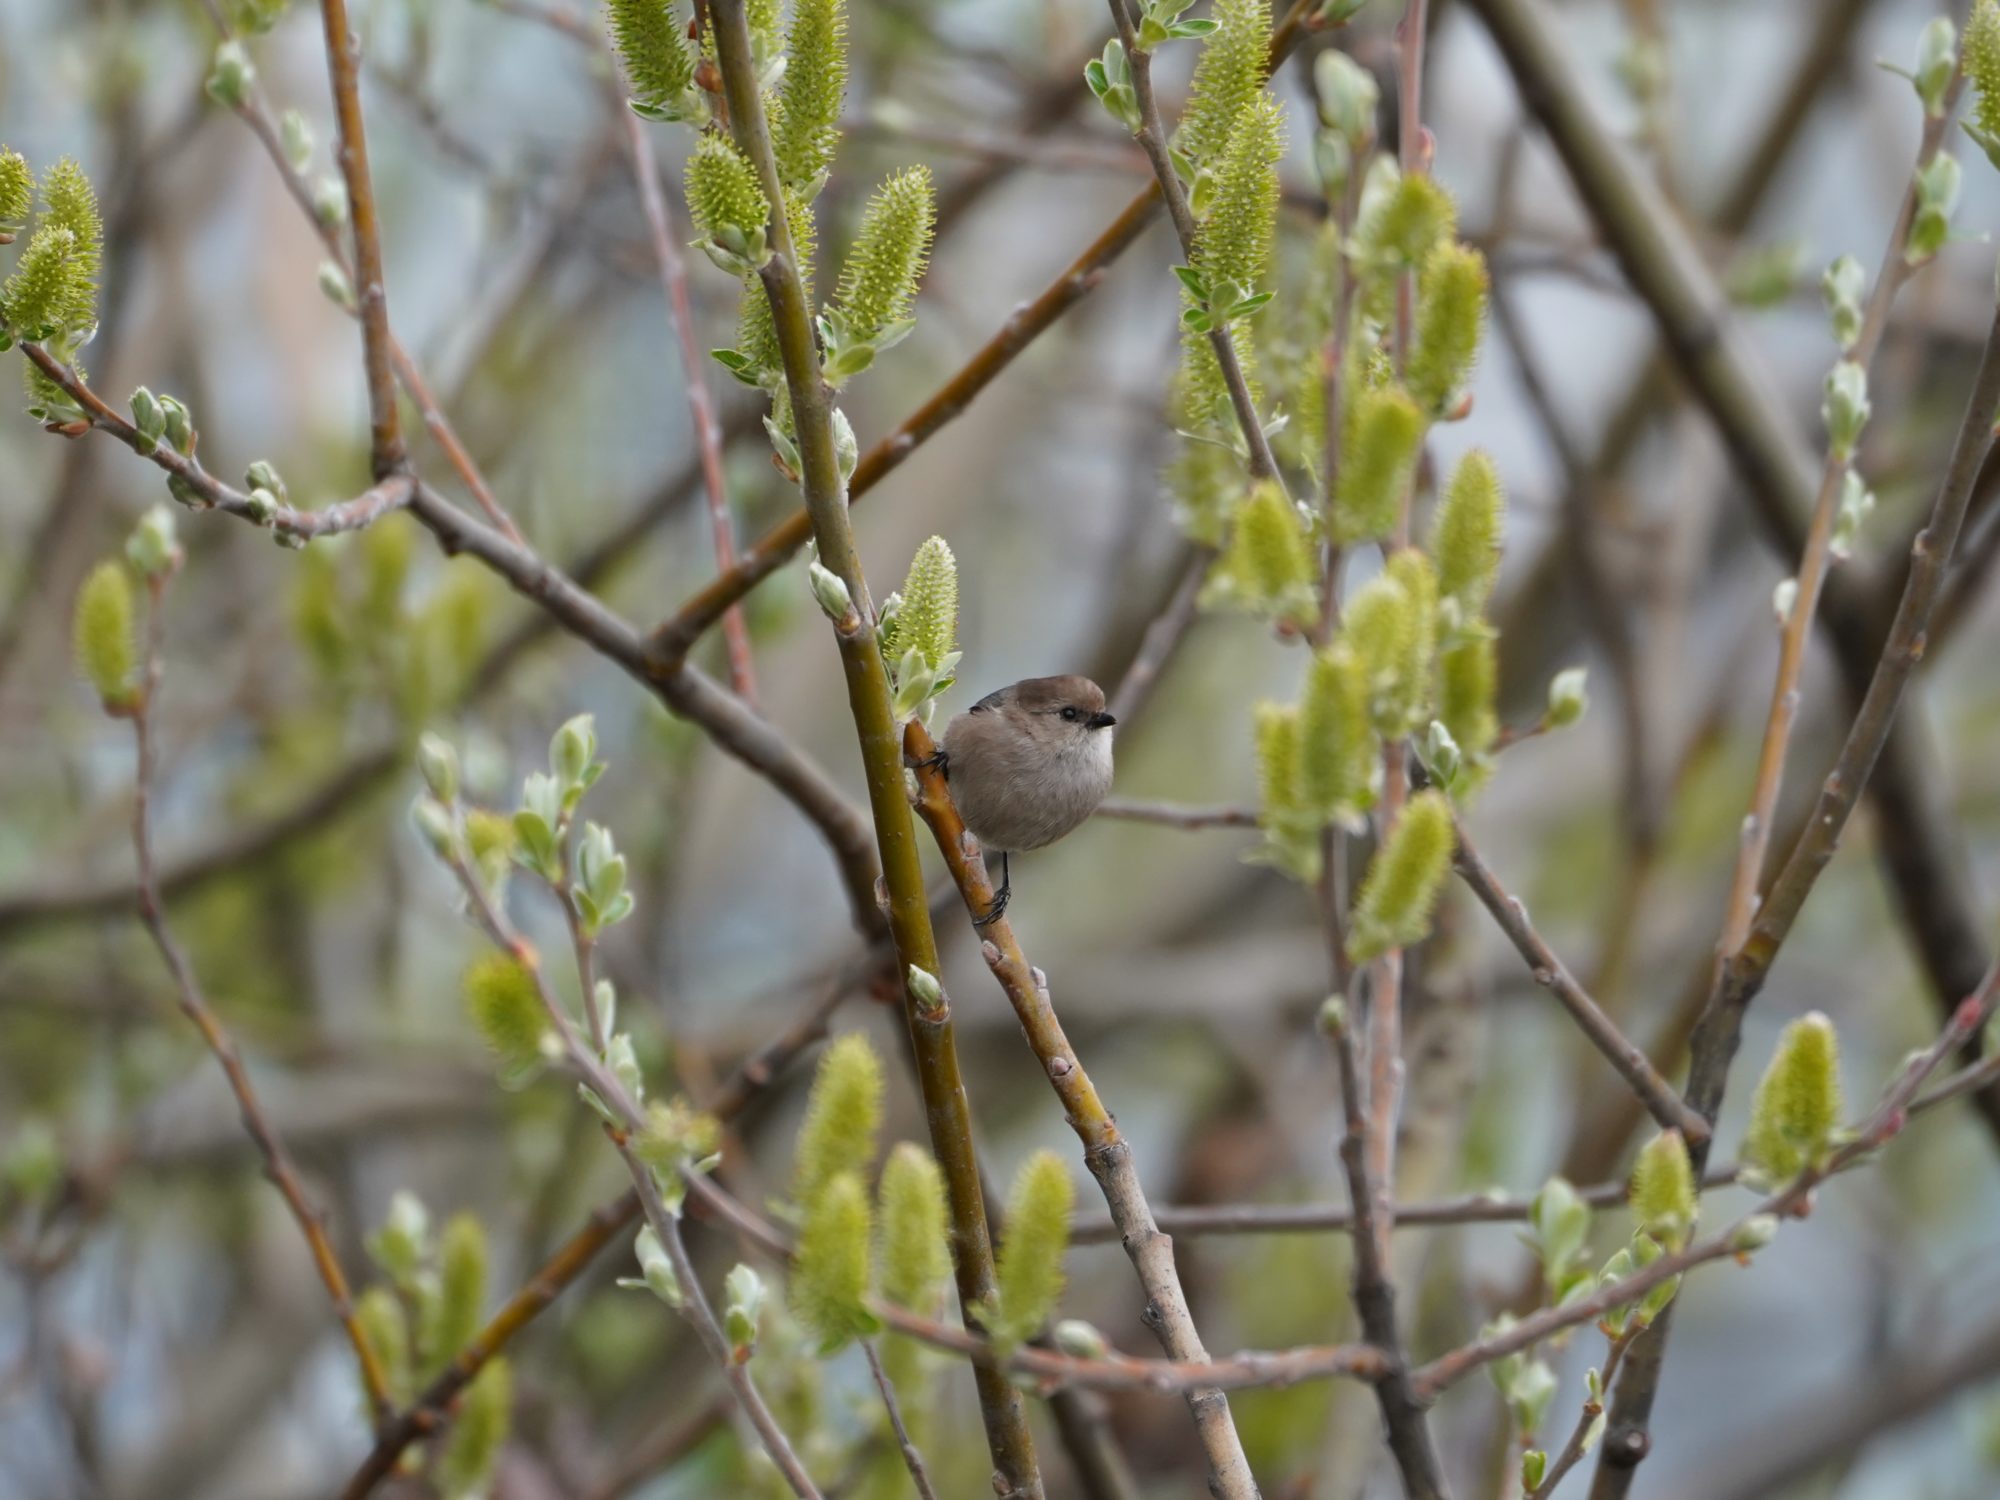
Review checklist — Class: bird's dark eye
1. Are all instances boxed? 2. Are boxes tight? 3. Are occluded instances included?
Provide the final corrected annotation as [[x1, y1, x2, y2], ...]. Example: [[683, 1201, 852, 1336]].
[[1059, 706, 1080, 722]]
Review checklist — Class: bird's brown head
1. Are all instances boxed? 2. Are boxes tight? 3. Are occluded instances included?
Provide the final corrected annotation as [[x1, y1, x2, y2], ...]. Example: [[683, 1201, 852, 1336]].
[[970, 674, 1116, 749]]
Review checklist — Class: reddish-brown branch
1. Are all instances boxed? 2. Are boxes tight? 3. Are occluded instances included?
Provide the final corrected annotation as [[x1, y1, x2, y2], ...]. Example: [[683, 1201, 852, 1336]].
[[315, 0, 406, 478]]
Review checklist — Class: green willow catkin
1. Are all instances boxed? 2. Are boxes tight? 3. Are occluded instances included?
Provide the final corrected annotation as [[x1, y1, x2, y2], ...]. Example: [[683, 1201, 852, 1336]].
[[1333, 385, 1422, 543], [1177, 0, 1271, 171], [1298, 643, 1374, 822], [876, 1143, 950, 1313], [73, 559, 135, 709], [462, 954, 545, 1071], [791, 1169, 877, 1350], [684, 134, 770, 243], [830, 166, 936, 340], [1203, 481, 1319, 626], [606, 0, 695, 113], [770, 0, 848, 193], [0, 148, 32, 239], [1744, 1012, 1843, 1181], [792, 1033, 883, 1210], [1432, 450, 1504, 617], [1407, 243, 1488, 416], [1347, 789, 1455, 962], [1628, 1130, 1698, 1250], [989, 1152, 1073, 1347], [894, 536, 958, 670]]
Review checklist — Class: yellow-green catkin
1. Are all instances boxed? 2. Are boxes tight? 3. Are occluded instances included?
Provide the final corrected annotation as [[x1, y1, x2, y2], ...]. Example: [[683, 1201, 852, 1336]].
[[1628, 1130, 1698, 1250], [1298, 643, 1375, 822], [354, 1285, 412, 1406], [1178, 0, 1271, 170], [989, 1152, 1073, 1347], [1203, 480, 1319, 626], [0, 148, 32, 240], [3, 225, 76, 336], [685, 134, 770, 242], [830, 166, 935, 339], [792, 1033, 883, 1210], [746, 0, 781, 62], [1432, 451, 1504, 619], [1406, 243, 1487, 416], [462, 954, 546, 1071], [607, 0, 695, 113], [1333, 385, 1423, 544], [40, 159, 100, 333], [876, 1143, 950, 1313], [1346, 550, 1438, 737], [771, 0, 848, 194], [1196, 92, 1284, 298], [791, 1169, 877, 1350], [1967, 0, 2000, 140], [1347, 789, 1455, 962], [1255, 702, 1304, 822], [436, 1358, 511, 1498], [73, 560, 136, 709], [1165, 405, 1245, 543], [895, 536, 957, 669], [1356, 170, 1456, 272], [423, 1214, 488, 1378], [1744, 1012, 1843, 1182], [1437, 634, 1498, 780]]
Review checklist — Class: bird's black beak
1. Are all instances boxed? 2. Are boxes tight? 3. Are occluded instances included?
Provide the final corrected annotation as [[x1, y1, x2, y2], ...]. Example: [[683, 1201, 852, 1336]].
[[1088, 711, 1117, 730]]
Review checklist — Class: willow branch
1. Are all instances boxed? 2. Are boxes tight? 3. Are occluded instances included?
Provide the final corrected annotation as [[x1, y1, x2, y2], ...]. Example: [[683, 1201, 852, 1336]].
[[1323, 1012, 1450, 1498], [904, 719, 1259, 1500], [315, 0, 406, 477], [705, 4, 1042, 1491]]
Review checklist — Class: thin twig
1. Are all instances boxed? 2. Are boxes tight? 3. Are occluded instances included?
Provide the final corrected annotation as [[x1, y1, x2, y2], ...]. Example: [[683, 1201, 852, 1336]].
[[620, 106, 758, 701], [863, 1342, 940, 1500], [1526, 1324, 1642, 1500], [123, 565, 394, 1425], [1451, 814, 1710, 1141], [1093, 797, 1258, 829]]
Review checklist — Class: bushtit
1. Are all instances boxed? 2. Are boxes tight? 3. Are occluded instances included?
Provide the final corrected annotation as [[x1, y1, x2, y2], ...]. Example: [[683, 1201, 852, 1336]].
[[935, 675, 1116, 922]]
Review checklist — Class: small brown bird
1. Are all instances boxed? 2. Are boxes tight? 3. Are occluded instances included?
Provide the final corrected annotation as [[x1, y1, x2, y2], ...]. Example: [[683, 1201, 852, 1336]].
[[936, 675, 1116, 923]]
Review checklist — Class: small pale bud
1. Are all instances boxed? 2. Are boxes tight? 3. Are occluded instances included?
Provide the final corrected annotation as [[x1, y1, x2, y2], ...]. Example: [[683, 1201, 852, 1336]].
[[807, 558, 855, 623], [418, 733, 461, 804], [605, 1032, 644, 1110], [1521, 1451, 1548, 1493], [129, 386, 164, 448], [621, 1226, 684, 1308], [245, 487, 279, 525], [124, 504, 179, 578], [551, 713, 597, 788], [1907, 153, 1962, 263], [318, 259, 355, 310], [1914, 16, 1958, 117], [205, 39, 256, 110], [1821, 360, 1869, 458], [281, 109, 315, 171], [1053, 1319, 1109, 1360], [1546, 666, 1588, 729], [1424, 719, 1462, 788], [1821, 255, 1865, 350], [1313, 50, 1379, 149], [313, 174, 349, 229], [906, 964, 944, 1012], [723, 1263, 765, 1353], [1772, 577, 1799, 625], [244, 459, 287, 503], [831, 406, 859, 486], [411, 795, 457, 855], [158, 395, 194, 456], [1317, 995, 1347, 1035], [1730, 1214, 1779, 1253]]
